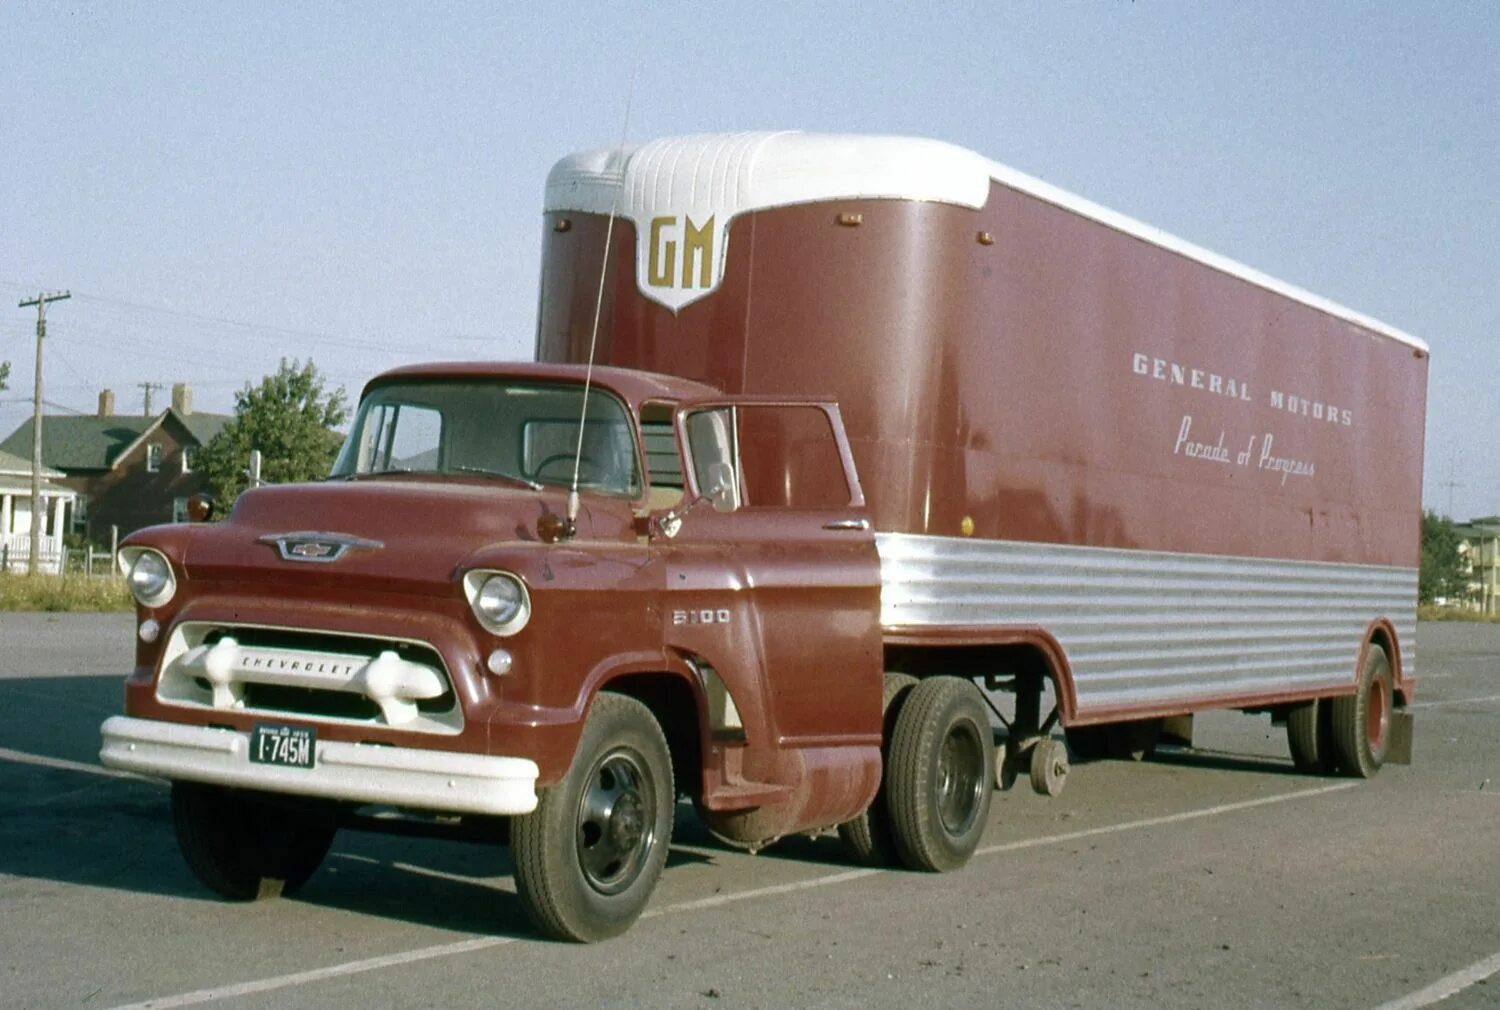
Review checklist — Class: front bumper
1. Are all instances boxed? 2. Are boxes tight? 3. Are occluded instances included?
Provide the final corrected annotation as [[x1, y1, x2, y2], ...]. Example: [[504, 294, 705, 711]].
[[100, 716, 538, 815]]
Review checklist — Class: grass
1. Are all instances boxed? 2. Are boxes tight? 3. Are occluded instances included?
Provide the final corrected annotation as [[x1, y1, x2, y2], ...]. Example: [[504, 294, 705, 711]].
[[1417, 603, 1500, 623], [0, 573, 133, 612]]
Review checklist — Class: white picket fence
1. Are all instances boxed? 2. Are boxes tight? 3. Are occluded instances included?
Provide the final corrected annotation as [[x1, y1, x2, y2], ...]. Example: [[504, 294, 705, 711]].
[[0, 533, 66, 575]]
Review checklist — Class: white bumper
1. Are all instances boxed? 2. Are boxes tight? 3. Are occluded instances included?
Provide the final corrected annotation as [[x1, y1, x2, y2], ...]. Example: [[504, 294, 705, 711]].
[[100, 716, 539, 816]]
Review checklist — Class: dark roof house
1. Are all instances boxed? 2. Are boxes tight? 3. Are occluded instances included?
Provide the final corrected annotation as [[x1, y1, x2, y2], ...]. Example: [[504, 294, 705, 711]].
[[0, 384, 231, 542]]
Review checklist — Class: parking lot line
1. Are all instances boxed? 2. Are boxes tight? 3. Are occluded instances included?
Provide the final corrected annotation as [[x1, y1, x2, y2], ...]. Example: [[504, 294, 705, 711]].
[[0, 745, 145, 781], [1406, 692, 1500, 710], [975, 781, 1357, 856], [1371, 949, 1500, 1010], [102, 781, 1354, 1010]]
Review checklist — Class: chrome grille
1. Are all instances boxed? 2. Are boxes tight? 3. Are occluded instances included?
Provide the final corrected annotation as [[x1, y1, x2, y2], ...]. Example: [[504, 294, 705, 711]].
[[157, 622, 461, 735]]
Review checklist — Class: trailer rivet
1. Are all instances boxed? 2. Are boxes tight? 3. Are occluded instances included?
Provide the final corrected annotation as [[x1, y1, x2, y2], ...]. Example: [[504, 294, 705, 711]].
[[837, 212, 863, 227], [976, 231, 994, 246], [553, 218, 572, 233], [487, 649, 513, 676], [961, 516, 975, 536]]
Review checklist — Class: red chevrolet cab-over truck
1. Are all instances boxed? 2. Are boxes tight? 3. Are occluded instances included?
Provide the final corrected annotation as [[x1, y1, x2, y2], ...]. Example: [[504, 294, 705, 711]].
[[102, 132, 1427, 942]]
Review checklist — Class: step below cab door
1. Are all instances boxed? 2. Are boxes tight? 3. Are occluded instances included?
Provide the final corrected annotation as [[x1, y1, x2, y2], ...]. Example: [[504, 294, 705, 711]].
[[656, 399, 883, 746]]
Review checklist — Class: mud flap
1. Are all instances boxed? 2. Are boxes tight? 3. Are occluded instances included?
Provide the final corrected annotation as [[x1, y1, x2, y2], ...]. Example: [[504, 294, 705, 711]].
[[1386, 710, 1414, 765]]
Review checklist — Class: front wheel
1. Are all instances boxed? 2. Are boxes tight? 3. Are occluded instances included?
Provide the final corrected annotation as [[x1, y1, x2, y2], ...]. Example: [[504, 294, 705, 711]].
[[1330, 643, 1394, 779], [171, 782, 337, 900], [511, 694, 674, 942], [885, 677, 995, 872]]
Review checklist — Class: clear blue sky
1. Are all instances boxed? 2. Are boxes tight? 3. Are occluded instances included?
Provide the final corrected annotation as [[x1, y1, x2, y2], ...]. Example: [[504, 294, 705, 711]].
[[2, 3, 1495, 518]]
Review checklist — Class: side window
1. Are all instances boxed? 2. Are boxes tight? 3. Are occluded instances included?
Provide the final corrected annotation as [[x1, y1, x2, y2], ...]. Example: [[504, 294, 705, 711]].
[[686, 408, 740, 509], [146, 443, 162, 473], [640, 403, 684, 508], [686, 405, 852, 510], [172, 497, 189, 523]]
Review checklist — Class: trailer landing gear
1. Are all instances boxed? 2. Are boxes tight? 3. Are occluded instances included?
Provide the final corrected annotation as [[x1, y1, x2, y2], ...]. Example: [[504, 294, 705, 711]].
[[986, 672, 1068, 797]]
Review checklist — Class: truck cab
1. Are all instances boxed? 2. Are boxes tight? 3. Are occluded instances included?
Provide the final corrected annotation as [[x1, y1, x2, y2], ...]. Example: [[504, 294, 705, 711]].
[[101, 362, 994, 940]]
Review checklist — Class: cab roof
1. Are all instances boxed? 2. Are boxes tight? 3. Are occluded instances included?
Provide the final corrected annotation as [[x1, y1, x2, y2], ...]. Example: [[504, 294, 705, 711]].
[[364, 361, 723, 412]]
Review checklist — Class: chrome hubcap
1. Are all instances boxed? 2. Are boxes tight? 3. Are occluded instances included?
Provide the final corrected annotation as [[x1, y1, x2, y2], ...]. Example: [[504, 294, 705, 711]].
[[937, 722, 985, 835], [576, 749, 655, 896]]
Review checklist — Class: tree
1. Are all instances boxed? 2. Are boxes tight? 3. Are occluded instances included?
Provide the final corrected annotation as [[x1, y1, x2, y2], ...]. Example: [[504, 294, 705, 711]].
[[196, 358, 349, 506], [0, 359, 10, 391], [1419, 510, 1466, 604]]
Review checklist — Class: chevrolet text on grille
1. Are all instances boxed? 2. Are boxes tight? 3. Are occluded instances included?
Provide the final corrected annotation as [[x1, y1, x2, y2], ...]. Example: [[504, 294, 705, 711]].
[[185, 638, 444, 726]]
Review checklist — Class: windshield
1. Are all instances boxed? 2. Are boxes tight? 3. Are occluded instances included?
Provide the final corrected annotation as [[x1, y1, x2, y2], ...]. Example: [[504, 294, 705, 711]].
[[331, 379, 643, 497]]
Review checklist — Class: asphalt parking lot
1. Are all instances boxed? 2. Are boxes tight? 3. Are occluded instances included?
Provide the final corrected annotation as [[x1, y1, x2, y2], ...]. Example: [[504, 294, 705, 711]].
[[1, 613, 1497, 1010]]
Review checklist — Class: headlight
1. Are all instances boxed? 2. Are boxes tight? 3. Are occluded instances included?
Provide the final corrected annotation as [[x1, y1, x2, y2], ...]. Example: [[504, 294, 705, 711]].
[[463, 570, 531, 636], [118, 548, 176, 608]]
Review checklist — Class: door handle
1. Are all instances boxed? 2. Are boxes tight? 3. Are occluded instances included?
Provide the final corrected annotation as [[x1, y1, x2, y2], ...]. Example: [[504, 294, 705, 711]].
[[823, 518, 871, 531]]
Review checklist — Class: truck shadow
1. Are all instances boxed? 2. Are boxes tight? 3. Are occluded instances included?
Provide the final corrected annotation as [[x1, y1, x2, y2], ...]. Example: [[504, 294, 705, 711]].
[[1147, 743, 1311, 778], [0, 675, 718, 939]]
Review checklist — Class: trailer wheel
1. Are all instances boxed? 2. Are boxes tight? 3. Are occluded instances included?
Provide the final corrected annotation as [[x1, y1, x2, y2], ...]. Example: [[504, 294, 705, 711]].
[[886, 677, 994, 872], [511, 694, 673, 942], [1286, 699, 1340, 774], [838, 673, 918, 866], [1028, 738, 1069, 797], [1330, 644, 1394, 779], [171, 782, 337, 901]]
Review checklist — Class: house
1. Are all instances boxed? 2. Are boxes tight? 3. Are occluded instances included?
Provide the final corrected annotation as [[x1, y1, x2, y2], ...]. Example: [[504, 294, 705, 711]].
[[0, 448, 77, 574], [1455, 517, 1500, 616], [0, 384, 230, 544]]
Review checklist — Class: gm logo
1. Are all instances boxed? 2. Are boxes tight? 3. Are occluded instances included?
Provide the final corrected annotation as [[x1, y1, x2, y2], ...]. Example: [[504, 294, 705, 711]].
[[647, 214, 715, 292]]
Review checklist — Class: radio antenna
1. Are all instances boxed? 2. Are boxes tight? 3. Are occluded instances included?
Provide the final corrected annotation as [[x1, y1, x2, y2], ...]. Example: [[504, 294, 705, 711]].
[[567, 70, 636, 527]]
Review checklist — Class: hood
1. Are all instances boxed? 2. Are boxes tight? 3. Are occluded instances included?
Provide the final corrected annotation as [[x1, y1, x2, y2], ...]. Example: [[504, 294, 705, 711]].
[[180, 479, 635, 594]]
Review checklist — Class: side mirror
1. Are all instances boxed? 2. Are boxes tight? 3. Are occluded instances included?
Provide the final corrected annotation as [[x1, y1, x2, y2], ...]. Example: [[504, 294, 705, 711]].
[[705, 462, 736, 512]]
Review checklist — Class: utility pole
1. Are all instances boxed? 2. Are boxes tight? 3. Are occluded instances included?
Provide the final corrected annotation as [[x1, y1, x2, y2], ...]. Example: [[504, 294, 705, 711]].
[[18, 291, 70, 576], [138, 381, 164, 416], [1439, 456, 1463, 519]]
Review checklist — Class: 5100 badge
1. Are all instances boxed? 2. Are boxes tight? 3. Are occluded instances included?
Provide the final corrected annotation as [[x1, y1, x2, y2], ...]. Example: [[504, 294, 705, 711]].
[[249, 722, 316, 769]]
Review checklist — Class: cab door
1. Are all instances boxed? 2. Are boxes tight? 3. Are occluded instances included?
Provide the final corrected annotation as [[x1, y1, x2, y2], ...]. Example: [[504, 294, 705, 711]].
[[657, 401, 883, 747]]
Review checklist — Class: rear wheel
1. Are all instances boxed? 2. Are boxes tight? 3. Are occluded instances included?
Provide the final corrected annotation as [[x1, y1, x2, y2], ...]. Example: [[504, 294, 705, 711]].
[[511, 694, 673, 942], [1330, 644, 1394, 779], [838, 673, 917, 866], [171, 782, 337, 900], [886, 677, 995, 872], [1286, 699, 1340, 774]]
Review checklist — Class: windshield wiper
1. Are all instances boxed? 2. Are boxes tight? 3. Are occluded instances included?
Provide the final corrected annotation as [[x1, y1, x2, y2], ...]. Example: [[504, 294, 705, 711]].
[[447, 465, 543, 490], [329, 466, 541, 490], [329, 467, 411, 481]]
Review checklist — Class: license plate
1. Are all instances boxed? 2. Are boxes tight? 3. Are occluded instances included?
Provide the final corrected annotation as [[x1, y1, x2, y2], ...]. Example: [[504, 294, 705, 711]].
[[249, 722, 316, 769]]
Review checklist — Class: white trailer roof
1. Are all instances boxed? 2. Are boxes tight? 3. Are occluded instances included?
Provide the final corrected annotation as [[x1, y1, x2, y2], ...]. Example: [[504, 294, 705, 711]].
[[545, 131, 1426, 352]]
